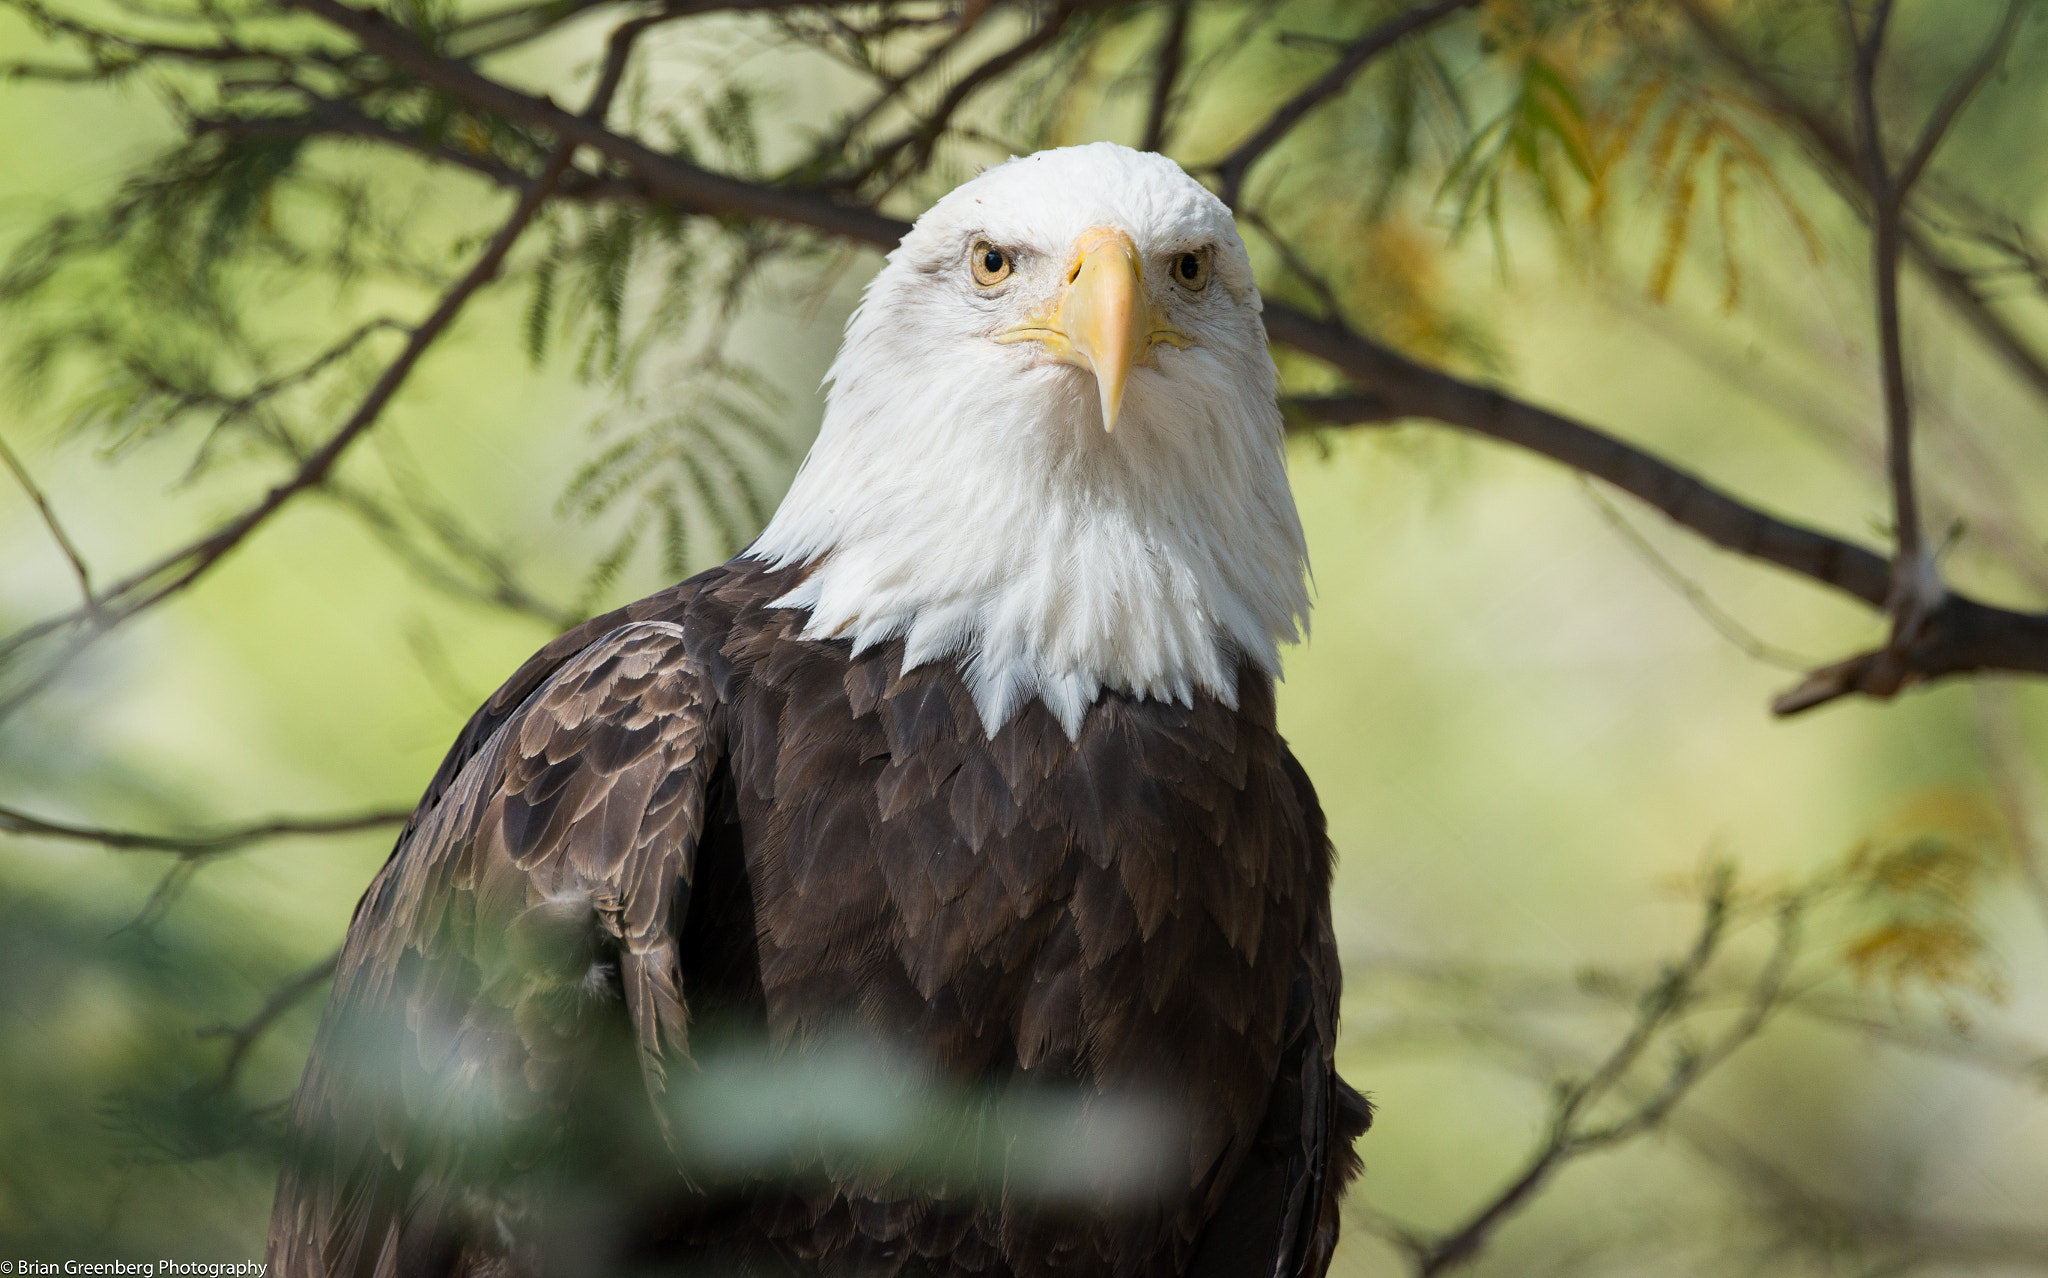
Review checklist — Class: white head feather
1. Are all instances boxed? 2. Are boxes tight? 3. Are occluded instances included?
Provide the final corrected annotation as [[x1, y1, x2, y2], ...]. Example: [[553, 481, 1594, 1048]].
[[747, 143, 1310, 738]]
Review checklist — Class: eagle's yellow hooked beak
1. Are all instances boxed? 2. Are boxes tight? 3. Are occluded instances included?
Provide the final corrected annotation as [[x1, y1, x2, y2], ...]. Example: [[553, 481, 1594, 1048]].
[[997, 226, 1187, 432]]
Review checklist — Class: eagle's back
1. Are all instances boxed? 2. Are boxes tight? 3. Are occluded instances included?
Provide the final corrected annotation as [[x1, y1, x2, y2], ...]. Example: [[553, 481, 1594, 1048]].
[[268, 558, 1364, 1278]]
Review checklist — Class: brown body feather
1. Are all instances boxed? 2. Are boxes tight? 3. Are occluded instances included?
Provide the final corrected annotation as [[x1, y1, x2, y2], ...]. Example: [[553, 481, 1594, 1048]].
[[268, 559, 1367, 1278]]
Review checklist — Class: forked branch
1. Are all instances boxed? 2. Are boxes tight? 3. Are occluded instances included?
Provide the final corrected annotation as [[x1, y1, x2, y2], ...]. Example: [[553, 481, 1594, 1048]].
[[1381, 873, 1802, 1275]]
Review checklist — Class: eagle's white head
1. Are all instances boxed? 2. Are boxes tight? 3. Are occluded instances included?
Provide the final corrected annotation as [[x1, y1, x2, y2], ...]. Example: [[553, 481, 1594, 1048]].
[[749, 143, 1310, 738]]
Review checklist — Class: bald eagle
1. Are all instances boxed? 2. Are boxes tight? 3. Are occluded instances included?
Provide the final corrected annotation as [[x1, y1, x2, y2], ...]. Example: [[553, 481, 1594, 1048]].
[[269, 144, 1369, 1278]]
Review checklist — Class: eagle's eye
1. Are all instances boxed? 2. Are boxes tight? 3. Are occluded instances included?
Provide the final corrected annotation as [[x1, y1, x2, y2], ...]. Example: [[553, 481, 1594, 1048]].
[[970, 240, 1013, 287], [1171, 247, 1212, 292]]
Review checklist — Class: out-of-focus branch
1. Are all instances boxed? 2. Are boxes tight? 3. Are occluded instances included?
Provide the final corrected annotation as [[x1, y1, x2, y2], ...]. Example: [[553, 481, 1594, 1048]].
[[1974, 681, 2048, 935], [1393, 874, 1800, 1275], [1213, 0, 1482, 206], [1676, 1112, 2048, 1267], [1674, 0, 2048, 414], [847, 2, 1078, 197], [0, 432, 95, 612], [1139, 0, 1190, 154], [0, 802, 410, 856], [1577, 478, 1813, 672], [1894, 0, 2022, 198], [198, 950, 340, 1093]]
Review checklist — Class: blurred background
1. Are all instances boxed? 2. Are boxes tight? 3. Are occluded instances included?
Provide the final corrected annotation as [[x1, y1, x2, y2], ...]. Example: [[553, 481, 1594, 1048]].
[[1, 0, 2046, 1273]]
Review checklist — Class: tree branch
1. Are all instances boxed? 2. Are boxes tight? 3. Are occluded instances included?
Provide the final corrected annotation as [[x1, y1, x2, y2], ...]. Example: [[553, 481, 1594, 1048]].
[[1839, 0, 1935, 670], [1213, 0, 1482, 206], [1408, 876, 1800, 1275], [1266, 326, 1893, 607], [1139, 0, 1190, 154], [1974, 680, 2048, 936], [0, 431, 95, 611], [196, 950, 340, 1093], [0, 802, 410, 856], [1893, 0, 2022, 199]]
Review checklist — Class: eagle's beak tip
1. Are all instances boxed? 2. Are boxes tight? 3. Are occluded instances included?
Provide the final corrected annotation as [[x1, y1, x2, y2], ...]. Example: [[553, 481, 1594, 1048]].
[[1059, 226, 1145, 435]]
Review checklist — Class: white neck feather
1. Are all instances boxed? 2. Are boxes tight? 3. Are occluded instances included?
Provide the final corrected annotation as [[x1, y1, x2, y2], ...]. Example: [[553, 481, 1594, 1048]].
[[747, 347, 1307, 739]]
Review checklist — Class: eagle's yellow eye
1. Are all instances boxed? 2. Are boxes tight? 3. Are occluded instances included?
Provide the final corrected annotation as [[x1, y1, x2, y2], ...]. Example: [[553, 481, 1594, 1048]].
[[970, 240, 1013, 287], [1170, 247, 1211, 292]]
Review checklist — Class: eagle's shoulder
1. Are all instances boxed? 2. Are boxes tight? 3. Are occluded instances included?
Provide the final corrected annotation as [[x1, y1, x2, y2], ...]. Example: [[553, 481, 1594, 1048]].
[[402, 557, 794, 832]]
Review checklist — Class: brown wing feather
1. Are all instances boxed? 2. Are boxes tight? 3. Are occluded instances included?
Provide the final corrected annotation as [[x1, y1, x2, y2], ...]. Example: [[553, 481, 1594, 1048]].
[[268, 618, 723, 1278], [1183, 745, 1369, 1278]]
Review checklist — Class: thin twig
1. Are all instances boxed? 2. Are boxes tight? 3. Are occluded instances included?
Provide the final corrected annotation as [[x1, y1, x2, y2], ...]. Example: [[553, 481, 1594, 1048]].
[[851, 3, 1078, 198], [1973, 680, 2048, 935], [0, 432, 95, 611], [1578, 478, 1813, 672], [1675, 1111, 2048, 1266], [791, 0, 992, 179], [197, 950, 341, 1093], [1214, 0, 1483, 206], [1893, 0, 2022, 199], [1239, 205, 1346, 320]]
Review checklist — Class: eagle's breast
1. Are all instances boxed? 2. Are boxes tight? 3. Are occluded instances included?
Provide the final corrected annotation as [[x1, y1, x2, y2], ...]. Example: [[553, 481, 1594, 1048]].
[[665, 558, 1327, 1274]]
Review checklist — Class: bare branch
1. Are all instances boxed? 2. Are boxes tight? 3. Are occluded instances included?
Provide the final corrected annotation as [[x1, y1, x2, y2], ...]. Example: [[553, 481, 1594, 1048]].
[[0, 432, 95, 610], [850, 3, 1079, 198], [1838, 0, 1934, 659], [1408, 878, 1800, 1275], [1894, 0, 2023, 199], [1214, 0, 1483, 206], [197, 950, 340, 1093], [0, 802, 410, 856]]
